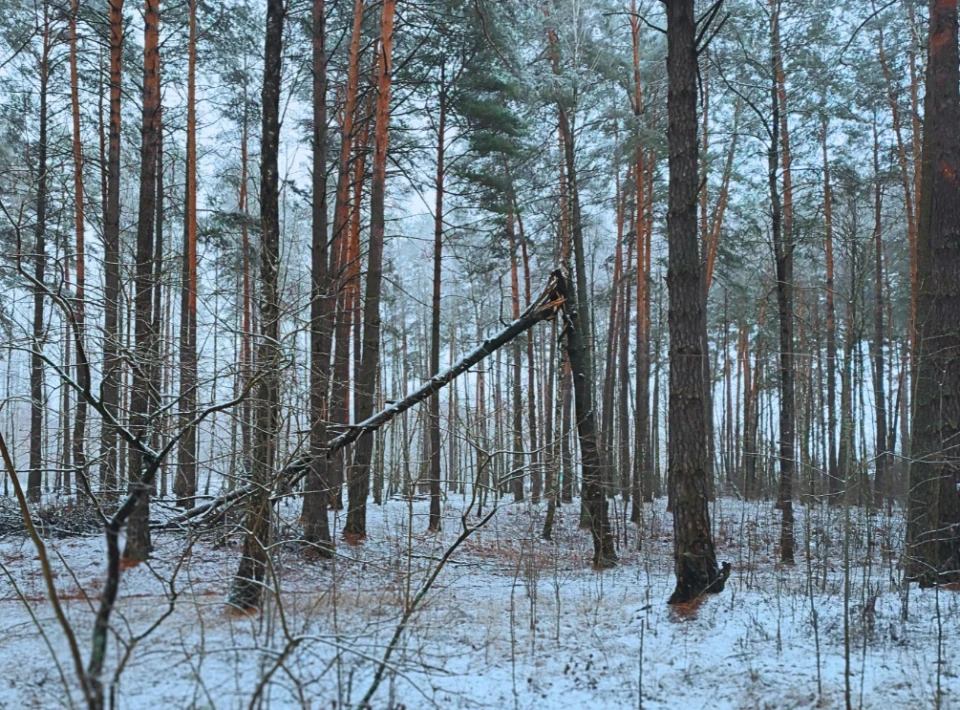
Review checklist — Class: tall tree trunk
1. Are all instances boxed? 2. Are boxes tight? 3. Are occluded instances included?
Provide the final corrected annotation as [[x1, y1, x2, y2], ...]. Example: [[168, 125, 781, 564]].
[[558, 99, 615, 568], [665, 0, 725, 603], [822, 115, 839, 503], [239, 81, 253, 488], [602, 161, 625, 498], [507, 204, 524, 503], [230, 0, 284, 611], [427, 75, 446, 532], [123, 0, 162, 563], [699, 76, 715, 503], [100, 0, 124, 497], [618, 236, 633, 502], [519, 215, 541, 502], [630, 3, 651, 519], [153, 83, 166, 494], [69, 0, 88, 495], [304, 0, 333, 552], [557, 137, 574, 505], [28, 4, 51, 503], [770, 5, 795, 564], [545, 7, 612, 557], [346, 0, 396, 538], [906, 0, 960, 585], [176, 0, 198, 509], [542, 317, 558, 539], [871, 118, 889, 508], [837, 238, 857, 506], [327, 0, 365, 513], [878, 29, 915, 488]]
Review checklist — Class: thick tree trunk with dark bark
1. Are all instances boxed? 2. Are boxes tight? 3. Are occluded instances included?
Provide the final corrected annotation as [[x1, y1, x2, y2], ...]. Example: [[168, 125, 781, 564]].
[[665, 0, 725, 604], [907, 0, 960, 586]]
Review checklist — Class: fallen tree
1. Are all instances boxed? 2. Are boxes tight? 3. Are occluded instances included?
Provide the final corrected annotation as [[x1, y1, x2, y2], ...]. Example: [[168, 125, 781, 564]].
[[164, 270, 569, 529]]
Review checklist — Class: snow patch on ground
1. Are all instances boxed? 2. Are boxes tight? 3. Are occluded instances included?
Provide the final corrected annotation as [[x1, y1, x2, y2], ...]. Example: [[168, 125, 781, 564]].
[[0, 495, 955, 709]]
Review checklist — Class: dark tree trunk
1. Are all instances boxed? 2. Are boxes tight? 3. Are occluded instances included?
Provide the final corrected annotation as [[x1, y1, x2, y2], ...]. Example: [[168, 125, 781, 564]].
[[176, 0, 198, 509], [558, 106, 616, 567], [153, 74, 166, 497], [542, 318, 558, 539], [871, 119, 889, 508], [822, 117, 839, 504], [507, 206, 524, 503], [69, 0, 89, 495], [230, 0, 284, 611], [100, 0, 124, 498], [123, 0, 162, 563], [838, 238, 857, 506], [907, 0, 960, 585], [427, 77, 445, 532], [28, 8, 50, 503], [519, 217, 541, 502], [665, 0, 725, 604], [303, 0, 333, 553], [770, 8, 795, 564]]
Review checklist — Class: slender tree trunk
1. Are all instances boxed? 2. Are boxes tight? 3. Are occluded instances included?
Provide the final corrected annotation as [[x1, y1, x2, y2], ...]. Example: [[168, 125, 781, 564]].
[[557, 137, 574, 505], [100, 0, 124, 498], [838, 238, 857, 507], [153, 90, 166, 494], [558, 100, 615, 568], [507, 204, 524, 503], [69, 0, 88, 495], [327, 0, 365, 513], [123, 0, 162, 563], [665, 0, 725, 603], [770, 6, 795, 564], [239, 84, 253, 488], [871, 118, 889, 508], [519, 216, 541, 502], [630, 6, 651, 519], [230, 0, 284, 611], [602, 161, 625, 498], [618, 237, 633, 503], [346, 0, 396, 538], [822, 116, 839, 503], [28, 4, 51, 503], [304, 0, 333, 552], [176, 0, 199, 509], [545, 9, 611, 552], [427, 76, 446, 532], [542, 317, 558, 539]]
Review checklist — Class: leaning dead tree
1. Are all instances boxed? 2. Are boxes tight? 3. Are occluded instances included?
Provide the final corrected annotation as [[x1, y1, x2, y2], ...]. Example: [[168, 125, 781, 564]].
[[168, 270, 572, 529]]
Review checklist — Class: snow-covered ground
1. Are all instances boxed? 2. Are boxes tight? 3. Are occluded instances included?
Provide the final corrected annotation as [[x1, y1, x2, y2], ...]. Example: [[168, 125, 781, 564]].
[[0, 494, 955, 709]]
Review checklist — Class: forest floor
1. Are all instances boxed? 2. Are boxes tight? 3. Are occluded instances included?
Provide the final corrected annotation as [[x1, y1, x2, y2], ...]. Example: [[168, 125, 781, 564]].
[[0, 492, 956, 709]]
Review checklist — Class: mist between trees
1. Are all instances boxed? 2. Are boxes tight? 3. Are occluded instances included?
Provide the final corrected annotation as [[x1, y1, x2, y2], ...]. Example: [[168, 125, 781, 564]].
[[0, 0, 957, 708]]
